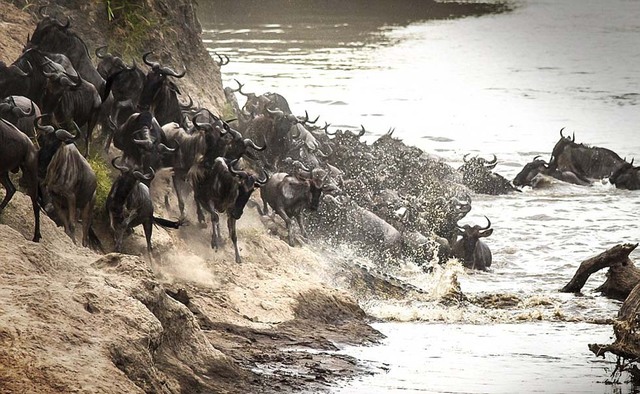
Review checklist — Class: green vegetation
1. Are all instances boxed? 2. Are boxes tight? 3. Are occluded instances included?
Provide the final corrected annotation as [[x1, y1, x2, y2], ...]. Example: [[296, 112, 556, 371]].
[[103, 0, 158, 58], [88, 154, 113, 217]]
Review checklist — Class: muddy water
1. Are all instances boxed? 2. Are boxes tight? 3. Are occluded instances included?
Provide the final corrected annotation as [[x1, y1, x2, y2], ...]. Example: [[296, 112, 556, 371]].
[[199, 0, 640, 392]]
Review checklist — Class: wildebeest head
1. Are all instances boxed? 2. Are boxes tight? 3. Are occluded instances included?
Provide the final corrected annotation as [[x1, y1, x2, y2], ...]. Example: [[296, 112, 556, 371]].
[[462, 153, 498, 171], [513, 155, 548, 187], [0, 96, 35, 120], [108, 156, 155, 251], [609, 158, 640, 190], [95, 45, 127, 79], [138, 51, 185, 110], [294, 164, 328, 211], [548, 127, 576, 168], [35, 114, 77, 177], [29, 7, 71, 47], [456, 216, 493, 266], [225, 158, 269, 219]]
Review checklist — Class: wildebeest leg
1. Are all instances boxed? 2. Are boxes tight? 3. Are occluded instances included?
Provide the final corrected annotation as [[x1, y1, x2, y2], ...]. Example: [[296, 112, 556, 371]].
[[275, 207, 295, 246], [227, 216, 242, 264], [143, 219, 153, 254], [80, 193, 96, 247], [21, 163, 41, 242], [172, 173, 188, 219], [0, 172, 16, 210], [61, 193, 77, 244], [85, 109, 100, 157], [196, 201, 206, 225], [296, 214, 308, 238], [208, 203, 221, 249]]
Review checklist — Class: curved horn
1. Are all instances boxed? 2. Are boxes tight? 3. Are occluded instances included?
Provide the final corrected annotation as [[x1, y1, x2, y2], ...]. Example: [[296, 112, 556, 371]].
[[463, 153, 470, 163], [13, 61, 31, 77], [231, 79, 245, 93], [61, 71, 82, 88], [39, 5, 49, 18], [111, 156, 129, 172], [34, 114, 54, 134], [54, 129, 76, 141], [158, 143, 176, 153], [560, 127, 566, 139], [142, 51, 159, 69], [95, 45, 108, 59], [485, 154, 498, 167], [216, 53, 229, 66], [60, 17, 71, 29], [159, 65, 186, 78], [178, 94, 193, 109], [133, 138, 154, 150], [266, 108, 284, 117], [244, 138, 266, 151], [227, 159, 248, 178], [322, 122, 335, 136], [13, 100, 35, 117], [134, 167, 155, 181], [358, 125, 366, 137], [481, 216, 492, 230], [255, 169, 269, 186], [533, 155, 542, 161]]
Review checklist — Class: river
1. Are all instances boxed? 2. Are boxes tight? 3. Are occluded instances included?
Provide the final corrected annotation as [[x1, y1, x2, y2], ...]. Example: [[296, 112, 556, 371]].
[[198, 0, 640, 392]]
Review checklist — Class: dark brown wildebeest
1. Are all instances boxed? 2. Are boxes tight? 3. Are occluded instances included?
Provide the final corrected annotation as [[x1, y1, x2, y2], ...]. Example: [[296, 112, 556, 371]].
[[259, 163, 330, 246], [513, 155, 591, 187], [189, 156, 268, 263], [0, 118, 40, 242], [452, 216, 493, 271], [37, 125, 96, 246], [548, 128, 626, 181]]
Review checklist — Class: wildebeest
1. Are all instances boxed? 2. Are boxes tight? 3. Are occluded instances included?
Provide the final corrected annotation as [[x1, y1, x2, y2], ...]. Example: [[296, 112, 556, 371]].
[[95, 46, 145, 128], [243, 108, 315, 170], [548, 128, 626, 181], [609, 159, 640, 190], [513, 155, 591, 187], [27, 8, 105, 94], [189, 156, 268, 263], [37, 126, 96, 246], [11, 48, 77, 107], [234, 80, 292, 117], [0, 96, 40, 139], [41, 65, 102, 156], [452, 216, 493, 271], [459, 154, 519, 195], [0, 118, 40, 242], [110, 111, 175, 171], [106, 157, 182, 253], [139, 51, 186, 127], [259, 164, 329, 246]]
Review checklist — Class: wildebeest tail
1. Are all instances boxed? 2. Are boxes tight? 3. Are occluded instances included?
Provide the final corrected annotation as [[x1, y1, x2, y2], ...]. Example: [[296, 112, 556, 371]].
[[153, 216, 183, 229], [88, 226, 105, 253]]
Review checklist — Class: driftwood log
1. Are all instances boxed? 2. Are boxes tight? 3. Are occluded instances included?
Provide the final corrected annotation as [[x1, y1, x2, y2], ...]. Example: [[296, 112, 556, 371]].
[[561, 243, 640, 300], [589, 279, 640, 381]]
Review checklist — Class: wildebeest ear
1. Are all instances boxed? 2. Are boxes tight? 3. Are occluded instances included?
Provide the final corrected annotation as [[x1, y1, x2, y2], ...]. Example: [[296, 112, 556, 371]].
[[479, 229, 493, 238]]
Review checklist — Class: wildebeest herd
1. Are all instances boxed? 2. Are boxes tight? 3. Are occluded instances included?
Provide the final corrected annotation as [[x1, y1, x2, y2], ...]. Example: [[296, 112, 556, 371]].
[[1, 9, 638, 271]]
